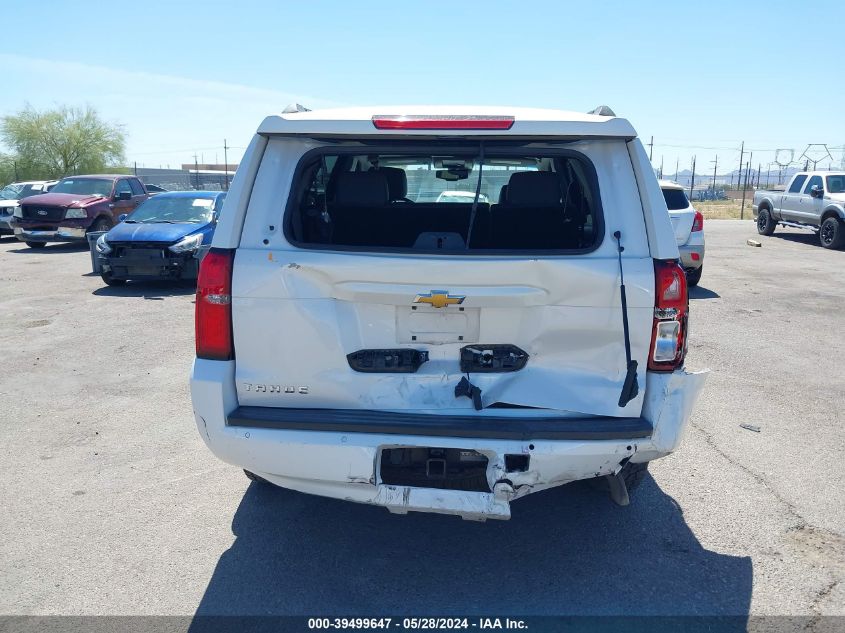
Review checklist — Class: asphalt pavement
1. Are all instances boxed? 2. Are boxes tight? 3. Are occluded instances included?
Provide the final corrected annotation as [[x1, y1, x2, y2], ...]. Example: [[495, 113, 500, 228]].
[[0, 221, 842, 619]]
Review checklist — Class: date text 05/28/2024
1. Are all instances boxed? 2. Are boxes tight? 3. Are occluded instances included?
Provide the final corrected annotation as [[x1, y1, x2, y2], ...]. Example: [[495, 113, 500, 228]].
[[307, 618, 528, 630]]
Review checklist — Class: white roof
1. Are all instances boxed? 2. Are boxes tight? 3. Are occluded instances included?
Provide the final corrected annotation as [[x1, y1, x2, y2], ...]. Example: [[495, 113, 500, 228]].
[[794, 171, 845, 178], [257, 105, 638, 138], [658, 179, 685, 190]]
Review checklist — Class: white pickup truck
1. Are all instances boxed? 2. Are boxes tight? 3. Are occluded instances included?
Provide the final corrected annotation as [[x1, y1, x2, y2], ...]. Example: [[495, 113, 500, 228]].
[[190, 105, 708, 520], [753, 172, 845, 249]]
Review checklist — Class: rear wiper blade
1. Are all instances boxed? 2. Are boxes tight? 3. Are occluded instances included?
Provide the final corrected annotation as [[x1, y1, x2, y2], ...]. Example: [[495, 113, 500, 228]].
[[123, 220, 138, 223]]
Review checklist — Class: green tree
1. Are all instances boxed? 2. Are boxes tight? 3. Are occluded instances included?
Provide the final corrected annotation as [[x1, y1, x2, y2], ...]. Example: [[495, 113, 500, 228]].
[[0, 153, 16, 186], [1, 105, 125, 180]]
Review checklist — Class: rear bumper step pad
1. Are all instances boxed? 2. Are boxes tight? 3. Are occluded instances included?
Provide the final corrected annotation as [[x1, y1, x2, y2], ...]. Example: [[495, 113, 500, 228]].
[[227, 407, 652, 441]]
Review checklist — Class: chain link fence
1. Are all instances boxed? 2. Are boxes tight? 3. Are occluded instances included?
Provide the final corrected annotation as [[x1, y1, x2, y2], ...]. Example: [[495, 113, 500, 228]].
[[133, 168, 230, 192]]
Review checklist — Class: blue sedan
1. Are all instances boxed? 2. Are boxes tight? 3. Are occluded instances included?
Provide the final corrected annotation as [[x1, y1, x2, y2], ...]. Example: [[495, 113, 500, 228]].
[[95, 190, 226, 286]]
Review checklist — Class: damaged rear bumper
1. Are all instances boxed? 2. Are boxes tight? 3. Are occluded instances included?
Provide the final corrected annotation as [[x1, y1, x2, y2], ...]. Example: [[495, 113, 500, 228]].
[[679, 231, 705, 271], [227, 406, 653, 440], [191, 360, 707, 520]]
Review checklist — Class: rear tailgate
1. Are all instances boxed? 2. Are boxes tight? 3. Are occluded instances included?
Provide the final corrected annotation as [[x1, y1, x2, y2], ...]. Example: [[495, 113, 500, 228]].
[[669, 209, 695, 245], [661, 186, 695, 245], [230, 132, 656, 419]]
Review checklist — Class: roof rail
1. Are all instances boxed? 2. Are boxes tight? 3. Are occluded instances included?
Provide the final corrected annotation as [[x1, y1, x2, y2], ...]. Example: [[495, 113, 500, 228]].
[[282, 103, 311, 114], [588, 105, 616, 117]]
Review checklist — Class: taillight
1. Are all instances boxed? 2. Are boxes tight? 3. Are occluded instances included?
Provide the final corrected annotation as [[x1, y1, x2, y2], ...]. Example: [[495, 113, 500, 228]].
[[691, 210, 704, 232], [648, 260, 688, 372], [372, 115, 515, 130], [196, 248, 234, 361]]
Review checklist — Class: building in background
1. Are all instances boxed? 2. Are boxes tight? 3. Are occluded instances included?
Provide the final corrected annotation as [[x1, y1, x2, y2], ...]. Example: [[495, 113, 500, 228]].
[[132, 164, 239, 192]]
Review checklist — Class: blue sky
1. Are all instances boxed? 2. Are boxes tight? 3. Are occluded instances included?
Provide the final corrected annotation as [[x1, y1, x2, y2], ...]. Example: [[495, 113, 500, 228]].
[[2, 0, 844, 175]]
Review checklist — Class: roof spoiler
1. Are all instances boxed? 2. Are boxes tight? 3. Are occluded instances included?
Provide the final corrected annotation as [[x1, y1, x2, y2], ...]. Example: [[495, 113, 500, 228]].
[[588, 105, 616, 117], [282, 103, 311, 114]]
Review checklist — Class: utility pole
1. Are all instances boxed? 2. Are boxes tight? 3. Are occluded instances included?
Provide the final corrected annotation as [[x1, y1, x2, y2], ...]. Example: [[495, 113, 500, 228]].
[[194, 154, 200, 190], [223, 139, 230, 191], [133, 161, 137, 176], [747, 151, 753, 190], [756, 162, 761, 188], [711, 155, 718, 193], [736, 141, 745, 191], [648, 136, 654, 161], [13, 160, 18, 181], [674, 158, 679, 182], [689, 156, 696, 199], [659, 156, 664, 179], [741, 160, 750, 219]]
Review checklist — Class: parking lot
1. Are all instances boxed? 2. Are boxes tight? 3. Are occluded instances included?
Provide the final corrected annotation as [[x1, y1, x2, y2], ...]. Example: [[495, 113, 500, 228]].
[[0, 220, 843, 618]]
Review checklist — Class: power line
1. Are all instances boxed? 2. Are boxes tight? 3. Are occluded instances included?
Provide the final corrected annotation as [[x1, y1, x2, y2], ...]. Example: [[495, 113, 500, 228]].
[[128, 145, 246, 156]]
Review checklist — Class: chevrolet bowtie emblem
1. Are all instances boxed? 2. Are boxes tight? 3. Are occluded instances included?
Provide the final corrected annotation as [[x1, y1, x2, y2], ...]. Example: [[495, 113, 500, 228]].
[[413, 290, 465, 309]]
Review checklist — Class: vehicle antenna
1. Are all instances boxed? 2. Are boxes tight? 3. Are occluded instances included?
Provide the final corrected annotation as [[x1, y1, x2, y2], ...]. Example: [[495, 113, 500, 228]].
[[614, 231, 639, 407]]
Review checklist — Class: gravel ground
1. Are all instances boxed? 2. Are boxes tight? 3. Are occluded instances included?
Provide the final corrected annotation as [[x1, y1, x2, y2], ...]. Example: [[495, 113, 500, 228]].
[[0, 221, 842, 620]]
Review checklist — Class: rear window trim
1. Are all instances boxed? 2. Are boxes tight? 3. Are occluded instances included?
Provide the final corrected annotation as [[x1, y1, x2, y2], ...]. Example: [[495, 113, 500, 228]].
[[281, 143, 606, 257]]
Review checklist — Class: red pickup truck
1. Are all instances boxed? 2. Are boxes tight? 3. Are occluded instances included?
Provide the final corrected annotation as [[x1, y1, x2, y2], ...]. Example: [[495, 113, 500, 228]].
[[13, 174, 148, 248]]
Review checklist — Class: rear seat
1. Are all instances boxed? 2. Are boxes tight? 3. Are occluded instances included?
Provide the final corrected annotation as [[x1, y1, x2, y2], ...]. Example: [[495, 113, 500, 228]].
[[377, 167, 412, 203], [486, 171, 580, 249], [328, 171, 394, 246], [498, 184, 508, 204], [328, 171, 490, 248], [395, 203, 489, 246]]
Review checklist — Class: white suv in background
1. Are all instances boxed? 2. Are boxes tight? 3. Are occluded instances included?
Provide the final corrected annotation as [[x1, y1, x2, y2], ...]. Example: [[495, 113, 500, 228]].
[[659, 180, 705, 287], [190, 106, 707, 521], [0, 180, 58, 237]]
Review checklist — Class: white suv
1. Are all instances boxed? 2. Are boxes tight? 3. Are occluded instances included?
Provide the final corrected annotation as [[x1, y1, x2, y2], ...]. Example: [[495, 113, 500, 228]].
[[190, 106, 707, 520], [0, 180, 58, 236], [659, 180, 705, 287]]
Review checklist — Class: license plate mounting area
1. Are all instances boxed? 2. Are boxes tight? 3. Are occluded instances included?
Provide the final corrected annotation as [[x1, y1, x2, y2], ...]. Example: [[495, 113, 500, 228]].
[[395, 305, 479, 344]]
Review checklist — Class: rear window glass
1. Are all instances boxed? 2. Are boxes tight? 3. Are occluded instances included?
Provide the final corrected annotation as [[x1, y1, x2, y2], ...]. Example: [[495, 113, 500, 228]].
[[661, 188, 690, 210], [285, 148, 602, 253]]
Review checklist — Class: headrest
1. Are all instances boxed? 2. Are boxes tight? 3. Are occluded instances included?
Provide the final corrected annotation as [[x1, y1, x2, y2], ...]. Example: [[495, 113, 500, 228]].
[[506, 171, 563, 206], [498, 184, 509, 204], [333, 171, 389, 207], [378, 167, 408, 200]]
